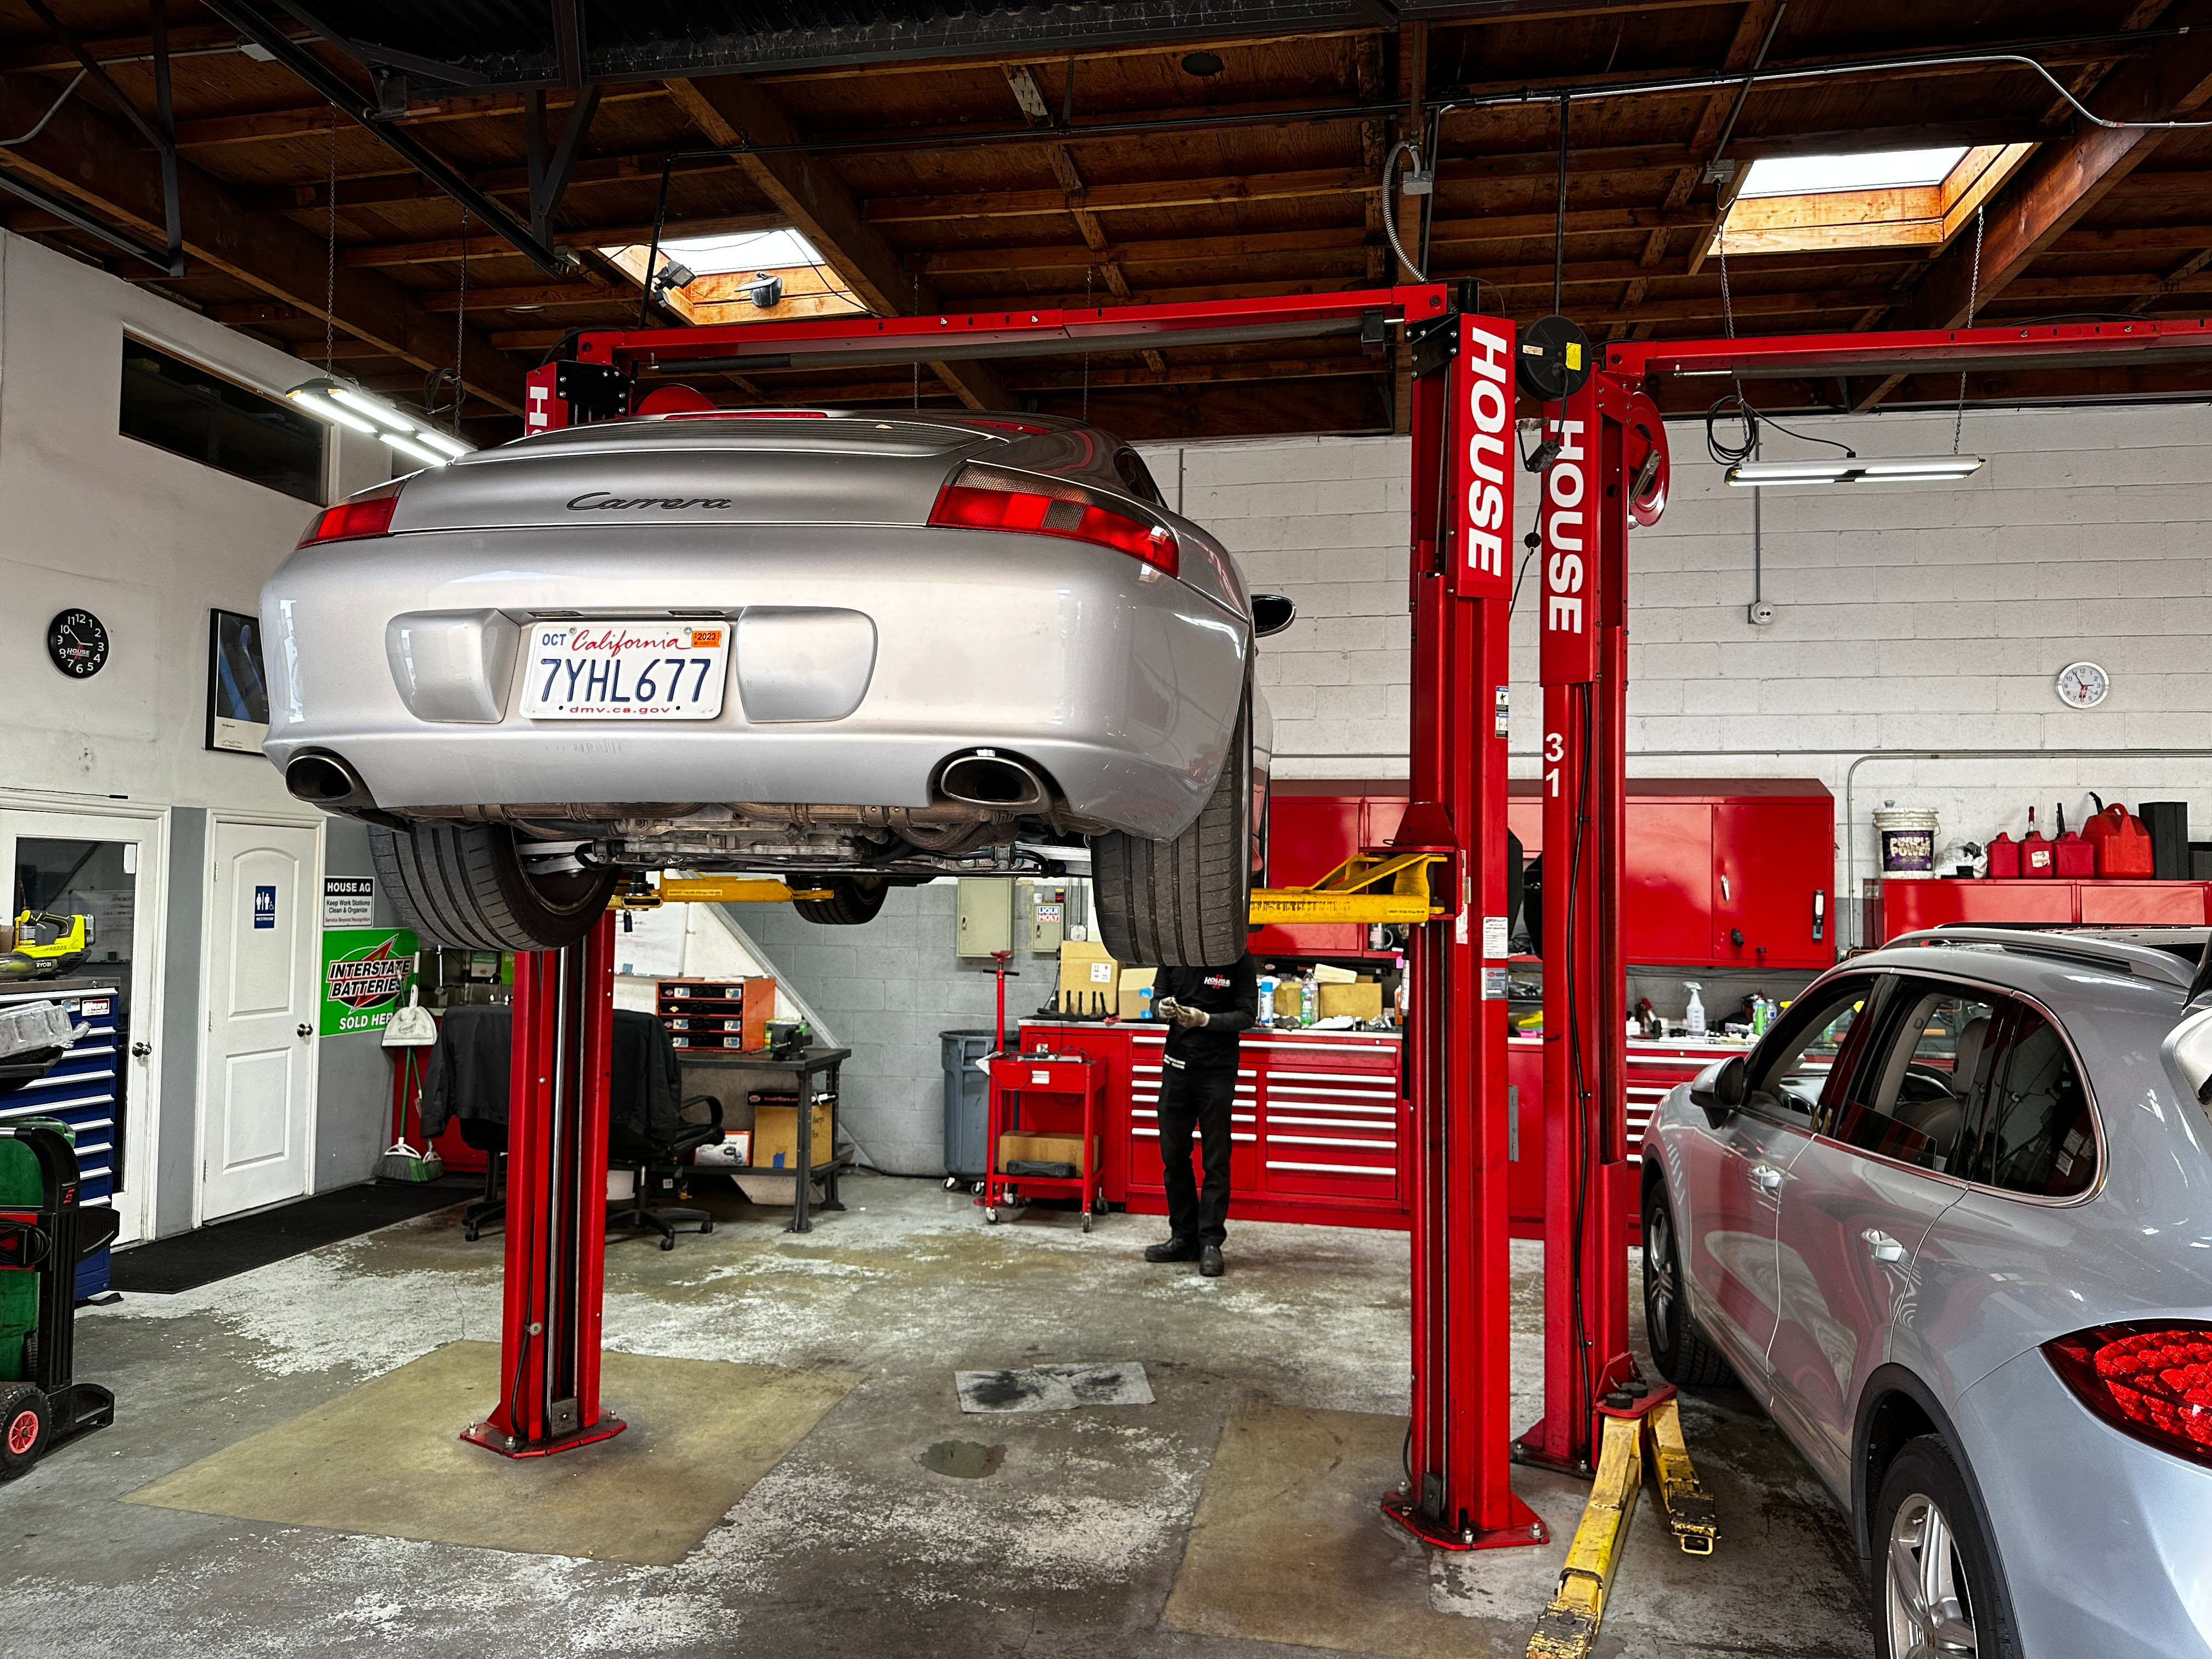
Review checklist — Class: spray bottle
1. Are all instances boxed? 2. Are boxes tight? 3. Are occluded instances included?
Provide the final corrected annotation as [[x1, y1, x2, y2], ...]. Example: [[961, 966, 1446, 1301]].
[[1256, 968, 1278, 1028], [1684, 981, 1706, 1038]]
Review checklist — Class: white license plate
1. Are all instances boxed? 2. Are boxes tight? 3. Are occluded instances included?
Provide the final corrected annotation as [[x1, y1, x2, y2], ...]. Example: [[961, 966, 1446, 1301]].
[[523, 622, 730, 719]]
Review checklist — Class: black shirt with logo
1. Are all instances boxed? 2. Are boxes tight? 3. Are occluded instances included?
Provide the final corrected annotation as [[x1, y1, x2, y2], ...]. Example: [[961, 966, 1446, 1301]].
[[1156, 953, 1259, 1071]]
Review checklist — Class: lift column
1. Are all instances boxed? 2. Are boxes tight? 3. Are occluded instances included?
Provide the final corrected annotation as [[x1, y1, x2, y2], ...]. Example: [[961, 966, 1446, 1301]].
[[462, 913, 625, 1458], [1522, 371, 1636, 1474], [1385, 309, 1545, 1551]]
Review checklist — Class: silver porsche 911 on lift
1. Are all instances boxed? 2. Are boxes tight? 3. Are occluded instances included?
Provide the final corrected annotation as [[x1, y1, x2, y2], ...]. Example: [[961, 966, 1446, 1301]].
[[259, 409, 1289, 966]]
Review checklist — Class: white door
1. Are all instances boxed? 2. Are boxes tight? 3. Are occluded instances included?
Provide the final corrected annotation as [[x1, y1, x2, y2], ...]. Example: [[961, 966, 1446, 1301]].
[[200, 818, 320, 1221]]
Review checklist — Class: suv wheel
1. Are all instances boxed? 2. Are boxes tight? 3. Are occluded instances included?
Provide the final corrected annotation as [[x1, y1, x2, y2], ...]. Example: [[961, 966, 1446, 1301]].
[[370, 823, 617, 951], [1091, 691, 1251, 968], [1876, 1435, 2018, 1659], [1643, 1187, 1738, 1389]]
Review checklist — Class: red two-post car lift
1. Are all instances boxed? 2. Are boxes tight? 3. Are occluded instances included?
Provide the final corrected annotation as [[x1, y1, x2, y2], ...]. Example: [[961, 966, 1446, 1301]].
[[477, 278, 2211, 1607]]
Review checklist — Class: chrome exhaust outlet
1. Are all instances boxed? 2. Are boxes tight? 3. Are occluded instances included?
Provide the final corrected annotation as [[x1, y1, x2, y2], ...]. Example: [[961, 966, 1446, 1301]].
[[938, 749, 1049, 811], [285, 751, 377, 810]]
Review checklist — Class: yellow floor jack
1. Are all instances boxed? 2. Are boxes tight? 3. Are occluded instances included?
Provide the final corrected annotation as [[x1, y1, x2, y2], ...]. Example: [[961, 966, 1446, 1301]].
[[1527, 1384, 1719, 1658], [1, 913, 90, 983]]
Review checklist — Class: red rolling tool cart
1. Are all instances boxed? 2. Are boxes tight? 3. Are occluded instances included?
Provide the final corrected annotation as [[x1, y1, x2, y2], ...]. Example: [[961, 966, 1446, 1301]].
[[981, 1051, 1106, 1232]]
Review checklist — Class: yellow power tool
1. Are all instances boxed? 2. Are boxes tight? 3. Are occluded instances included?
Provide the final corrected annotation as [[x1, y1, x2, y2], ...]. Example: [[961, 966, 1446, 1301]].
[[2, 911, 91, 981]]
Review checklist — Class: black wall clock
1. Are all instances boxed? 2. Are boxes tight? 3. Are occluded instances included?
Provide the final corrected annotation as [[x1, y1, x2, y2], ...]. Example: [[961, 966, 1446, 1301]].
[[47, 609, 109, 678]]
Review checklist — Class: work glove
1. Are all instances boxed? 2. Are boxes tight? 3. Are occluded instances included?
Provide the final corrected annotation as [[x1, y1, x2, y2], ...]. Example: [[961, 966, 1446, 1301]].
[[1163, 1000, 1209, 1029]]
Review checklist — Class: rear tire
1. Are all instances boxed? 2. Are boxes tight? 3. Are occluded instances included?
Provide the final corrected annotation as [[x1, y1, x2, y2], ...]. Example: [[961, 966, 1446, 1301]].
[[1643, 1187, 1739, 1389], [1092, 692, 1251, 967], [370, 823, 617, 951], [1875, 1435, 2018, 1659], [794, 874, 888, 926]]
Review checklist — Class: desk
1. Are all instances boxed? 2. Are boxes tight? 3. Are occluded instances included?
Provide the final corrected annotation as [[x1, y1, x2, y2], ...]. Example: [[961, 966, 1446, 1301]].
[[677, 1047, 850, 1233]]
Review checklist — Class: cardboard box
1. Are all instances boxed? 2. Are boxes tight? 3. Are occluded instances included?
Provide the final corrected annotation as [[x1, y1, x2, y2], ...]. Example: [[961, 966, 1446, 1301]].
[[752, 1102, 832, 1170], [1318, 980, 1384, 1020], [1118, 967, 1156, 1020], [996, 1131, 1100, 1177], [1058, 940, 1122, 1015], [1273, 981, 1304, 1019]]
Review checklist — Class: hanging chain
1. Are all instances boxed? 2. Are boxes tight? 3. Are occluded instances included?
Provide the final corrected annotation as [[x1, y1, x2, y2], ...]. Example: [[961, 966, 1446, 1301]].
[[1953, 204, 1984, 456], [912, 269, 921, 408], [324, 111, 336, 375], [1082, 263, 1093, 422], [454, 205, 467, 433]]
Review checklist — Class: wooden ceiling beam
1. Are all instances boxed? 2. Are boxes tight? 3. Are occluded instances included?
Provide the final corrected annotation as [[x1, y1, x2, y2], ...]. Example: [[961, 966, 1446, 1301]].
[[749, 26, 1381, 84], [172, 87, 662, 149], [863, 165, 1378, 224], [341, 212, 786, 267], [249, 151, 740, 214], [1865, 2, 2212, 406], [0, 54, 523, 413], [664, 75, 1007, 411]]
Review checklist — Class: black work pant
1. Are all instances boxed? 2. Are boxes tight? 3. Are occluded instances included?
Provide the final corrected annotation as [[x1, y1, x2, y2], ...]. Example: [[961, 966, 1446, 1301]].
[[1158, 1060, 1235, 1246]]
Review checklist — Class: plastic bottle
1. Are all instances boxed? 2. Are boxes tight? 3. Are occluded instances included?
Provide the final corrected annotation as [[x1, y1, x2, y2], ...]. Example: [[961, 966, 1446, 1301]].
[[1256, 971, 1277, 1027], [1750, 995, 1771, 1038], [1300, 969, 1319, 1025], [1684, 981, 1706, 1038]]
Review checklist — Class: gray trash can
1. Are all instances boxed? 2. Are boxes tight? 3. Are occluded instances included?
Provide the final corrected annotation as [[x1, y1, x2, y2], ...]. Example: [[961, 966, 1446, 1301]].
[[939, 1029, 997, 1187]]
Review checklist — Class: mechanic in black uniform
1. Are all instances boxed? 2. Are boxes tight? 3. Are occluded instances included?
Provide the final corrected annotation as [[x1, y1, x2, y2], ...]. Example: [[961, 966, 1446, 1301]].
[[1144, 951, 1259, 1277]]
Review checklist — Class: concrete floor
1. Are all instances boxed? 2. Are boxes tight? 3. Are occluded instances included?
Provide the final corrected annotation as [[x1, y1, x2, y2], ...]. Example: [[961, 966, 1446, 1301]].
[[4, 1174, 1871, 1658]]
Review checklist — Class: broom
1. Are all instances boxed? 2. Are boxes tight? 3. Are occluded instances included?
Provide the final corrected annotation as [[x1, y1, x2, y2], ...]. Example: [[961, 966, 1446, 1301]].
[[378, 986, 444, 1182]]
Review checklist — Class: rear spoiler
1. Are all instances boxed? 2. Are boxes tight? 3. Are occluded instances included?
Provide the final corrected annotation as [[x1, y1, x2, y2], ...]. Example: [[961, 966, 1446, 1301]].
[[1887, 926, 2198, 992]]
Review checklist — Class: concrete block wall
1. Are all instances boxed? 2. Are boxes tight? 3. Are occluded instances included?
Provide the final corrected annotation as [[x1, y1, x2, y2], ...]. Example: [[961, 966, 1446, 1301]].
[[740, 884, 1005, 1176], [1142, 401, 2212, 943]]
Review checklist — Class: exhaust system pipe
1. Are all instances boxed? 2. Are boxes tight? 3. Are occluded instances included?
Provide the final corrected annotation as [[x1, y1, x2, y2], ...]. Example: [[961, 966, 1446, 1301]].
[[285, 751, 378, 811], [938, 749, 1049, 811]]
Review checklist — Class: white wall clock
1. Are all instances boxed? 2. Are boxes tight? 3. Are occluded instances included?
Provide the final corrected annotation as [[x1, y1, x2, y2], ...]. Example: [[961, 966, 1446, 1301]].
[[2056, 661, 2109, 709]]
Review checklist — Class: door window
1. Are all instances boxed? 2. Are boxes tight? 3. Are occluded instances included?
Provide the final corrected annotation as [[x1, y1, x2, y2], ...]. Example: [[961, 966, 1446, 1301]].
[[1963, 1007, 2096, 1198], [1831, 981, 1999, 1175], [1743, 976, 1876, 1128]]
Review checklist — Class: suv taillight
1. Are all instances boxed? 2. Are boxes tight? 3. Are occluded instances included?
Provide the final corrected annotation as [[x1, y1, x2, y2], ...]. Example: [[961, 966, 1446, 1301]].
[[929, 463, 1177, 577], [298, 483, 401, 549], [2044, 1322, 2212, 1466]]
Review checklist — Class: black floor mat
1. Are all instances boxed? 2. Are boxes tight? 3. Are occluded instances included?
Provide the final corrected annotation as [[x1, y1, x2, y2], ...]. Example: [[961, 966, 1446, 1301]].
[[109, 1179, 478, 1294]]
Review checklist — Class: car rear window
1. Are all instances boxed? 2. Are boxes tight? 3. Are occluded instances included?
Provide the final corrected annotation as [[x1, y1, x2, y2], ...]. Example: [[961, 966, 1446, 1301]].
[[1962, 1008, 2096, 1198]]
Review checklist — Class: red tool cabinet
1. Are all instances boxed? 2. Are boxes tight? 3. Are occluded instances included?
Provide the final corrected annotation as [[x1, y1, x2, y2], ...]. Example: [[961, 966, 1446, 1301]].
[[1869, 877, 2212, 941], [1258, 778, 1835, 969]]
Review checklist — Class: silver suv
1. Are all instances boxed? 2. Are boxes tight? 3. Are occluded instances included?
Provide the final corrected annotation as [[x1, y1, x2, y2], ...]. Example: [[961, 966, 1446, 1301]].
[[1642, 926, 2212, 1658], [258, 410, 1284, 963]]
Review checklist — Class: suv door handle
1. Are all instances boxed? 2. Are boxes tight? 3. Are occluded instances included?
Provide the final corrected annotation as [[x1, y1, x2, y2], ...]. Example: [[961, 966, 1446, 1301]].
[[1862, 1229, 1906, 1263], [1750, 1164, 1785, 1191]]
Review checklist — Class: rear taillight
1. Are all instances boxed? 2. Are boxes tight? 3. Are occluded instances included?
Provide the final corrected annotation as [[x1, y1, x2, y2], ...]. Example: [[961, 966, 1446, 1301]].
[[929, 463, 1177, 577], [298, 485, 400, 549], [2044, 1322, 2212, 1466]]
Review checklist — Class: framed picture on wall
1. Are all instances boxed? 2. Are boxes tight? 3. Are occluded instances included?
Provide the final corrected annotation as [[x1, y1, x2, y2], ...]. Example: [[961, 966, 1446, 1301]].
[[205, 608, 270, 754]]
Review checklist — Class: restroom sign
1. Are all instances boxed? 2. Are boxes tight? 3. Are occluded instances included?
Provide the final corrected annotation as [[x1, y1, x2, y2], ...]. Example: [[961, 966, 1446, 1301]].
[[253, 884, 277, 929]]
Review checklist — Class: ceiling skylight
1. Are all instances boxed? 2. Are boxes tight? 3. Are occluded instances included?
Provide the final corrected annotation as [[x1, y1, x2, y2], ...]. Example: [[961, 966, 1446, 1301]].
[[639, 228, 827, 275], [1739, 146, 1968, 199], [596, 228, 866, 325]]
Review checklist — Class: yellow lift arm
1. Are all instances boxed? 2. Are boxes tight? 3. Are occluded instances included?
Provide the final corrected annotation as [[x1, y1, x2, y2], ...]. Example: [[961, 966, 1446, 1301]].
[[610, 876, 833, 910], [1245, 851, 1449, 927]]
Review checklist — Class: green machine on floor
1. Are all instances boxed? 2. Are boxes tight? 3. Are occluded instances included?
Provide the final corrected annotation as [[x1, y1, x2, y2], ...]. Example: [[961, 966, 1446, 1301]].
[[0, 1123, 116, 1477]]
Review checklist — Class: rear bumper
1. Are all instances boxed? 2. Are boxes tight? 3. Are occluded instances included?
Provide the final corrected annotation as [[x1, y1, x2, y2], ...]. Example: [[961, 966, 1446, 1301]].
[[260, 524, 1249, 839], [1953, 1347, 2212, 1659]]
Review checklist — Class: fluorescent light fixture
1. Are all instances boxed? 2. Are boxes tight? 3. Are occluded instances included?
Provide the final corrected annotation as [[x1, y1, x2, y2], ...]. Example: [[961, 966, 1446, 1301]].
[[1727, 455, 1985, 488], [378, 431, 449, 468], [286, 376, 475, 466]]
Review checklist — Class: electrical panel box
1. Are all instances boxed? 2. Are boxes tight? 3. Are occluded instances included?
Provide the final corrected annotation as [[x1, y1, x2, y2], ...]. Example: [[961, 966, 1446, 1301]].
[[1022, 882, 1067, 952], [956, 877, 1015, 957]]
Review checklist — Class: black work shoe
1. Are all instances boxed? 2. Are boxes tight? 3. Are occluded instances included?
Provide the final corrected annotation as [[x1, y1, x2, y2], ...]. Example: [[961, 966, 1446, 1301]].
[[1144, 1238, 1199, 1262], [1199, 1245, 1224, 1277]]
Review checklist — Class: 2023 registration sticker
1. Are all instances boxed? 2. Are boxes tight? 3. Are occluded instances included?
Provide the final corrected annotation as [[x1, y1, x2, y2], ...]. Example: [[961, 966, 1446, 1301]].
[[523, 623, 732, 719]]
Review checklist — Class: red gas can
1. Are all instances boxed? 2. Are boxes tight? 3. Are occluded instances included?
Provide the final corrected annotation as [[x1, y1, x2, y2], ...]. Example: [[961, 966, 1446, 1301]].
[[2053, 830, 2095, 877], [1985, 833, 2020, 878], [2086, 803, 2155, 877]]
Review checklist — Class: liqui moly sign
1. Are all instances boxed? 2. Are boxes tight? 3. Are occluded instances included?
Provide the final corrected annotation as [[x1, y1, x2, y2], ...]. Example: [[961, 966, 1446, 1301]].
[[1540, 376, 1599, 685], [1450, 317, 1514, 597]]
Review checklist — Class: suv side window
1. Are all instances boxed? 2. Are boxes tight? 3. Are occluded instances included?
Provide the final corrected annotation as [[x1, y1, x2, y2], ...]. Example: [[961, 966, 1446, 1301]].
[[1829, 979, 1999, 1175], [1963, 1006, 2097, 1198], [1742, 976, 1878, 1129]]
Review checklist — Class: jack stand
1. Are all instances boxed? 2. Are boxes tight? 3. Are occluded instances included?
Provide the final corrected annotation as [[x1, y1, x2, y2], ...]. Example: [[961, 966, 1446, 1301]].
[[461, 913, 626, 1459], [1524, 1385, 1718, 1658]]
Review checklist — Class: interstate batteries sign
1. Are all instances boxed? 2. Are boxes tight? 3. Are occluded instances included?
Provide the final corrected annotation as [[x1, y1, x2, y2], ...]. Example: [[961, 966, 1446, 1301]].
[[319, 928, 419, 1036]]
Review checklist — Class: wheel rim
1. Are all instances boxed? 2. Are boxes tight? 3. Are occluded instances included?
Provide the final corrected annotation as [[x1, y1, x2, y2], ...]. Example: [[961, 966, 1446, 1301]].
[[1644, 1206, 1678, 1355], [512, 837, 609, 916], [7, 1408, 38, 1457], [1886, 1492, 1978, 1657]]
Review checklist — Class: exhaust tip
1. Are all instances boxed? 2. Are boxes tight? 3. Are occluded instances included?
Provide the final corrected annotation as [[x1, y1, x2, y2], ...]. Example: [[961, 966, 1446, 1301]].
[[286, 752, 372, 808], [939, 749, 1048, 810]]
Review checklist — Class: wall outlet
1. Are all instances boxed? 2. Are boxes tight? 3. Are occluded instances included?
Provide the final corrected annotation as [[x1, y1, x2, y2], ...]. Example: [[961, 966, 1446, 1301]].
[[1748, 601, 1777, 625]]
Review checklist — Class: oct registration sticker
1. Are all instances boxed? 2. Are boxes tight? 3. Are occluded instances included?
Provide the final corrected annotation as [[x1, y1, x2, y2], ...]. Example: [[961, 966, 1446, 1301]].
[[523, 622, 730, 719]]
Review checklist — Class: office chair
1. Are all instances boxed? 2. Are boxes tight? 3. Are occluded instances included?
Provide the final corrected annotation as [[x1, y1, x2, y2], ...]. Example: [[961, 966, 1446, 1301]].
[[606, 1008, 727, 1249], [458, 1116, 506, 1241]]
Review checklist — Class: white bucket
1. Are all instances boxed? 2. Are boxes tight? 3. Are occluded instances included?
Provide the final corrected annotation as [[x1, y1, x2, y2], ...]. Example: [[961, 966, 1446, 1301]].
[[1875, 807, 1941, 879]]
